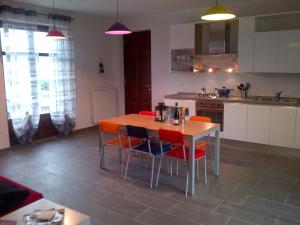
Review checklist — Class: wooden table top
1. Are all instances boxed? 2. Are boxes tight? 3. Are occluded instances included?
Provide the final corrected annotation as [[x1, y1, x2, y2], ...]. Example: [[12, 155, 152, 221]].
[[104, 114, 220, 137]]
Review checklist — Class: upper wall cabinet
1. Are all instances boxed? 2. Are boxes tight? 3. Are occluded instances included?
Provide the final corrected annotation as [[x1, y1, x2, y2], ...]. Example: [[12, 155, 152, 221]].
[[237, 17, 255, 72], [276, 30, 300, 73], [170, 23, 195, 50], [253, 31, 277, 73], [238, 12, 300, 73]]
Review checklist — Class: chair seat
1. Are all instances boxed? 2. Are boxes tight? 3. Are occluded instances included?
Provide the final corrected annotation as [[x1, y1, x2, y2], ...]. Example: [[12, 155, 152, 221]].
[[105, 135, 142, 148], [133, 142, 171, 155], [166, 146, 206, 160], [184, 140, 208, 150]]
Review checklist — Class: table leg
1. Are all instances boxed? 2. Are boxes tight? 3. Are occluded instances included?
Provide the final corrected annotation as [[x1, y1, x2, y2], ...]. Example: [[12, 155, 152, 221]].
[[214, 129, 220, 176], [187, 136, 196, 196]]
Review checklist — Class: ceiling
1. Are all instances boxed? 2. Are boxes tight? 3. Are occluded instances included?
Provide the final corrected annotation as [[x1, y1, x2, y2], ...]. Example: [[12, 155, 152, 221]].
[[8, 0, 300, 18]]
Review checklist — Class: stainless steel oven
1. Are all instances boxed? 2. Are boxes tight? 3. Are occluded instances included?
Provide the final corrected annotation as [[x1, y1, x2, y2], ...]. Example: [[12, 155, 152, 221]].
[[196, 99, 224, 131]]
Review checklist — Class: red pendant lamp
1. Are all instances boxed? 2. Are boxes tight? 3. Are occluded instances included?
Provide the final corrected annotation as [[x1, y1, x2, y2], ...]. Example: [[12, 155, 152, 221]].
[[105, 0, 131, 35], [46, 0, 66, 40]]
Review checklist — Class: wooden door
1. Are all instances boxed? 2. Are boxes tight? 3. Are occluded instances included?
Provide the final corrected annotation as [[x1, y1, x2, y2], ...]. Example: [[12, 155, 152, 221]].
[[124, 30, 151, 114]]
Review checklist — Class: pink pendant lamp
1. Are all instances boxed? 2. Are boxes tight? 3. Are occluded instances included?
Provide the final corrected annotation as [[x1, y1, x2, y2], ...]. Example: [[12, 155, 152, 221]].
[[105, 0, 131, 35], [46, 0, 66, 39]]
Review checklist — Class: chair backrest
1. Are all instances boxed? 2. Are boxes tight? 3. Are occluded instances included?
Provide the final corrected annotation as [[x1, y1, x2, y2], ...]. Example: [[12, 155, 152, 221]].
[[99, 121, 119, 134], [158, 129, 184, 145], [126, 125, 149, 139], [190, 116, 212, 123], [139, 111, 155, 116]]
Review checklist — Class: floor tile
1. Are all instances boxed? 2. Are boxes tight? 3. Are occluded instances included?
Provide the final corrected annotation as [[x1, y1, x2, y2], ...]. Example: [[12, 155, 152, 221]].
[[168, 202, 228, 225], [215, 202, 276, 225], [234, 183, 288, 202], [125, 189, 178, 211], [244, 196, 300, 221], [137, 208, 198, 225], [92, 208, 144, 225]]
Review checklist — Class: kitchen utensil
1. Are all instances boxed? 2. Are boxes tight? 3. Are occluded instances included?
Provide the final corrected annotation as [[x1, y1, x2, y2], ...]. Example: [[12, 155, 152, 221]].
[[215, 87, 234, 97]]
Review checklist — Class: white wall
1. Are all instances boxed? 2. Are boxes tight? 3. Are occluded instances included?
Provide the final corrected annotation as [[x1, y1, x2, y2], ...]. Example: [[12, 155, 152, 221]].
[[72, 14, 115, 130], [0, 6, 115, 149], [111, 7, 300, 112]]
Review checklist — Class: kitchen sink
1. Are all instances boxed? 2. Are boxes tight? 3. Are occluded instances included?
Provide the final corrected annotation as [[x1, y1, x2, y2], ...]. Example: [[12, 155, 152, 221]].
[[280, 98, 299, 104], [250, 96, 275, 102], [248, 96, 299, 104]]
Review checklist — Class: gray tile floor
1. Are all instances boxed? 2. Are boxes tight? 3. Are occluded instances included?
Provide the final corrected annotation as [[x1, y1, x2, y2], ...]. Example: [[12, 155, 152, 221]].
[[1, 128, 300, 225]]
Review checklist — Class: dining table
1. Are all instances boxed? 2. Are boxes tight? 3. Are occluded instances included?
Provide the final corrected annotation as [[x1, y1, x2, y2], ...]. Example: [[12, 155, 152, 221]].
[[103, 114, 221, 196]]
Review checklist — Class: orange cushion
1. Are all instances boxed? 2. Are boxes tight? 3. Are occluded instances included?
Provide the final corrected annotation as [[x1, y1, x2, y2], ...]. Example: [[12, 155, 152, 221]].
[[105, 135, 142, 148]]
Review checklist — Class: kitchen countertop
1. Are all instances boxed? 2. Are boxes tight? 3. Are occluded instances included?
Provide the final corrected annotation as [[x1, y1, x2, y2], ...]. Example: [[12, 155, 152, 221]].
[[165, 92, 300, 107]]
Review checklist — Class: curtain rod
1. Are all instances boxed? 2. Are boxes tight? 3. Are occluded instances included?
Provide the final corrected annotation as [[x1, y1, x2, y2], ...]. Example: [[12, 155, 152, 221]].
[[0, 5, 75, 23]]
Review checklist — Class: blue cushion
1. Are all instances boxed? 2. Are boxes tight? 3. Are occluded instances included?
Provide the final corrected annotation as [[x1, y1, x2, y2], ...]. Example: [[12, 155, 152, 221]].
[[133, 142, 171, 155]]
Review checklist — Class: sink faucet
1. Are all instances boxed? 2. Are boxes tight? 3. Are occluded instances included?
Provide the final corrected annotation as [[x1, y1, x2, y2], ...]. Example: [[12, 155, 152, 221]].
[[275, 91, 282, 101]]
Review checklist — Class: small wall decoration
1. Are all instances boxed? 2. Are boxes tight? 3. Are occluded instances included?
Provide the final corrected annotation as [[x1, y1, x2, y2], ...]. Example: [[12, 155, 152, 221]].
[[171, 48, 194, 72], [99, 62, 104, 73]]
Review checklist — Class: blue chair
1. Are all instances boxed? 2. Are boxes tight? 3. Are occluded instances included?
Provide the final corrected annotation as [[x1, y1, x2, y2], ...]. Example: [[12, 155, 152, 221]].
[[124, 125, 171, 188]]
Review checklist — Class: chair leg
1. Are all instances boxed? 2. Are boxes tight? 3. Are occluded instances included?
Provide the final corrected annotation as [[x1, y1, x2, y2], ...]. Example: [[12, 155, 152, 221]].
[[124, 151, 131, 180], [121, 150, 125, 176], [176, 159, 179, 176], [204, 156, 207, 184], [170, 159, 173, 176], [196, 160, 200, 181], [156, 158, 162, 188], [185, 167, 189, 197], [150, 156, 155, 188], [118, 148, 122, 163], [99, 145, 105, 169]]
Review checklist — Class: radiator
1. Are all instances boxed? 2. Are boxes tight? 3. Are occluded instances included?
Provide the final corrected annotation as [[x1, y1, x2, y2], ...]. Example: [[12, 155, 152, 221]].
[[90, 87, 118, 124]]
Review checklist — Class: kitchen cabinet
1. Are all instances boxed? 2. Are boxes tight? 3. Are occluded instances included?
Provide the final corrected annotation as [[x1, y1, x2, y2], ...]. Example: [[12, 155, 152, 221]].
[[295, 108, 300, 149], [170, 23, 195, 50], [276, 30, 300, 73], [270, 106, 297, 148], [253, 31, 277, 72], [224, 103, 247, 141], [237, 17, 255, 72], [247, 105, 271, 145]]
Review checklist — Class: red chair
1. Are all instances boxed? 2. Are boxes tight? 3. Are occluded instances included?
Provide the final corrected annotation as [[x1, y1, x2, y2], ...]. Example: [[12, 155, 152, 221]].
[[139, 111, 155, 116], [157, 129, 207, 196], [189, 116, 213, 167]]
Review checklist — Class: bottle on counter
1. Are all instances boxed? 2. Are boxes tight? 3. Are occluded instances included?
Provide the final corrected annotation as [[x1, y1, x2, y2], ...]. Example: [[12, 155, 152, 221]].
[[173, 102, 180, 125]]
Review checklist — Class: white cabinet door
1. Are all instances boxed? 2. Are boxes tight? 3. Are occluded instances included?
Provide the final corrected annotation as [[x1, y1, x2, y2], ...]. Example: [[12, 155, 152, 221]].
[[247, 105, 271, 145], [224, 103, 247, 141], [270, 106, 297, 148], [237, 17, 255, 72], [277, 30, 300, 73], [170, 23, 195, 49], [253, 31, 278, 72], [295, 108, 300, 149]]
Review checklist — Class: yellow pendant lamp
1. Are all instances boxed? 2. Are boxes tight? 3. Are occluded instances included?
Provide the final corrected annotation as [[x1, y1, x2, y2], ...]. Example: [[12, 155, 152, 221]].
[[201, 0, 236, 21]]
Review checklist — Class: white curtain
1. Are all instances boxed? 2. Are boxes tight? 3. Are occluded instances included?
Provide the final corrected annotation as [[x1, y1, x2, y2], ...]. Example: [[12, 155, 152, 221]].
[[0, 8, 76, 143]]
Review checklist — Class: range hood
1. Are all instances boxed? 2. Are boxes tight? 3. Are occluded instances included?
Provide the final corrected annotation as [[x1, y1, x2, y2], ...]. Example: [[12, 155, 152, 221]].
[[194, 20, 238, 73]]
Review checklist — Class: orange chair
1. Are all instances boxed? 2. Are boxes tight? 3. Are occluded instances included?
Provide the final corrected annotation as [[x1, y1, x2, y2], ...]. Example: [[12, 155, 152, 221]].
[[98, 121, 141, 174], [157, 129, 207, 196], [139, 111, 155, 117]]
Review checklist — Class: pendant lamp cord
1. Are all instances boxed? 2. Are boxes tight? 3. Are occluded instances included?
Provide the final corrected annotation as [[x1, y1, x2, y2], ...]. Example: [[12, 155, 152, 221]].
[[116, 0, 119, 21], [52, 0, 56, 28]]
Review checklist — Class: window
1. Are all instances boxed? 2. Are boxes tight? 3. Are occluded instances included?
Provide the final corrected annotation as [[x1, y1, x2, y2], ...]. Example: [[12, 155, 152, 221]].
[[1, 21, 76, 140]]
